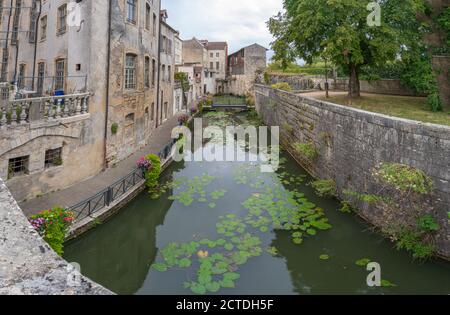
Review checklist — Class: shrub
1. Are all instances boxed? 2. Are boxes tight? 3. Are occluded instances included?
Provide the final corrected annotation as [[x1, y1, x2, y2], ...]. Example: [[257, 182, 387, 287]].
[[427, 92, 443, 112], [111, 123, 119, 135], [395, 227, 437, 260], [310, 179, 337, 198], [294, 142, 317, 160], [29, 207, 74, 256], [143, 154, 161, 191], [271, 82, 292, 91]]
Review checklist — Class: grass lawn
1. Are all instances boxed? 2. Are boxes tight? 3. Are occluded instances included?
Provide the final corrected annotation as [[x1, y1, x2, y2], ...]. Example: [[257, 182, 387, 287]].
[[312, 92, 450, 126], [212, 95, 246, 105]]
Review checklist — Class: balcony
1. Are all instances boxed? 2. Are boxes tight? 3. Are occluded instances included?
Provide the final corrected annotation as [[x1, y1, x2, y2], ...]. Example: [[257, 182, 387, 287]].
[[0, 93, 90, 127]]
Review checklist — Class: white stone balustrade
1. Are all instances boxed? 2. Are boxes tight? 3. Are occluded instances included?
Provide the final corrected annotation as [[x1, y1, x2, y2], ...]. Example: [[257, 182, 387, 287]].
[[0, 93, 90, 127]]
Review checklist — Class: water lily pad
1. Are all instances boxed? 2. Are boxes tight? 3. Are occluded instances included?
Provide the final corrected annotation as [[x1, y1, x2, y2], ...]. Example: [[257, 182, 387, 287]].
[[355, 258, 371, 267], [381, 279, 397, 287], [319, 254, 330, 260], [178, 258, 192, 268], [152, 263, 168, 272]]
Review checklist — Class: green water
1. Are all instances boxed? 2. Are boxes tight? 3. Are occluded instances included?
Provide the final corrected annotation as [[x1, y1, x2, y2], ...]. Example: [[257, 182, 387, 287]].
[[64, 112, 450, 295]]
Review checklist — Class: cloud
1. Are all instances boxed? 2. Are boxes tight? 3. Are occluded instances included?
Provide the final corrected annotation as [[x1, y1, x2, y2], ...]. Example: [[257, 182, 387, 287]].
[[161, 0, 283, 56]]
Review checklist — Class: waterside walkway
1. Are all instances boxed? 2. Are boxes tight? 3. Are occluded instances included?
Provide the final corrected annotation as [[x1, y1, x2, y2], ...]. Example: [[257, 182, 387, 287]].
[[19, 113, 184, 217]]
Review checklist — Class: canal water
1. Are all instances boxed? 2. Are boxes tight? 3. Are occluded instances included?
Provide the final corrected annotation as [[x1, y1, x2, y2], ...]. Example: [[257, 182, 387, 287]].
[[64, 111, 450, 295]]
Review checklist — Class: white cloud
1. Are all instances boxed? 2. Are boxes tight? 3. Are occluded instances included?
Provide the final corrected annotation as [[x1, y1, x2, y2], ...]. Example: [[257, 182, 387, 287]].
[[161, 0, 283, 56]]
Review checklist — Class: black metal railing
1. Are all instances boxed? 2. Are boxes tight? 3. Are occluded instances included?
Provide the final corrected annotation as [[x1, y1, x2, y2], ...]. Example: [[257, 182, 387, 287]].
[[68, 138, 178, 222]]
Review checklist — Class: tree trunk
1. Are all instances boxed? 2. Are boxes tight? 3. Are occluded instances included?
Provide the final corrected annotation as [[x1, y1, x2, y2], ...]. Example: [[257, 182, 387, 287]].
[[348, 63, 360, 98]]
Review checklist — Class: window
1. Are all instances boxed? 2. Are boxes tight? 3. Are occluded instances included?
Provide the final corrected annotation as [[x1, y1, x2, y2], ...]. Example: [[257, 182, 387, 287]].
[[45, 148, 62, 169], [57, 4, 67, 35], [153, 13, 157, 36], [210, 62, 213, 70], [55, 59, 65, 91], [29, 0, 38, 43], [161, 65, 165, 82], [11, 0, 22, 44], [37, 62, 45, 96], [125, 113, 135, 122], [127, 0, 137, 23], [8, 155, 29, 178], [216, 62, 220, 70], [40, 16, 47, 40], [124, 54, 137, 89], [18, 64, 26, 89], [164, 102, 168, 119], [144, 56, 150, 88], [216, 52, 219, 57], [168, 66, 171, 82], [210, 53, 213, 58], [145, 3, 151, 30], [151, 59, 156, 86]]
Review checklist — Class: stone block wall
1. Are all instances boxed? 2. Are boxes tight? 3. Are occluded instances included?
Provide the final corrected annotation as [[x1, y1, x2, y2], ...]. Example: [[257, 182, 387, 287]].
[[255, 84, 450, 258], [0, 114, 105, 202], [0, 178, 111, 295], [268, 73, 421, 96]]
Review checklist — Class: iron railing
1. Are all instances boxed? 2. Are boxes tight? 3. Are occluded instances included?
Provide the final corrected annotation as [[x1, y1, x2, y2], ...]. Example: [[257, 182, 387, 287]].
[[68, 138, 178, 222]]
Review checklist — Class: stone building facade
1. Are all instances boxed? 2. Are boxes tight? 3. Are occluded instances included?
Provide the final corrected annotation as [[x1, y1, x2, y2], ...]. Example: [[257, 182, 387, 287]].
[[0, 0, 181, 202], [181, 38, 228, 95], [227, 43, 267, 95]]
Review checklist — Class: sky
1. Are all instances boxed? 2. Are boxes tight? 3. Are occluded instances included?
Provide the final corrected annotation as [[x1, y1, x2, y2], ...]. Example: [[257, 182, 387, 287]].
[[161, 0, 284, 59]]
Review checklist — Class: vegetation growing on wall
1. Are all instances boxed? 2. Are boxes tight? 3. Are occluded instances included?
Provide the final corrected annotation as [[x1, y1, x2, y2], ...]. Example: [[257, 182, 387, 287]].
[[294, 141, 317, 161], [111, 123, 119, 135], [271, 82, 292, 91], [29, 207, 74, 256], [344, 162, 438, 259]]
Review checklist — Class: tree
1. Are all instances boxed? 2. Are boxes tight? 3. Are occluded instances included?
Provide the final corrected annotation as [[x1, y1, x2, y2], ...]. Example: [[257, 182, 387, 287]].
[[268, 0, 428, 98]]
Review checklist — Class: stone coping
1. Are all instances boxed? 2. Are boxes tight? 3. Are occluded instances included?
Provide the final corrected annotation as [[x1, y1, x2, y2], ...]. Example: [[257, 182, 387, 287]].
[[255, 84, 450, 137], [0, 179, 112, 295]]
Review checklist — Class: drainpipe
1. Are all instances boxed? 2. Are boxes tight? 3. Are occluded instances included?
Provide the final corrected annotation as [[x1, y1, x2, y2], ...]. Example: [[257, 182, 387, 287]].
[[103, 0, 113, 170], [155, 0, 162, 128], [31, 0, 42, 91]]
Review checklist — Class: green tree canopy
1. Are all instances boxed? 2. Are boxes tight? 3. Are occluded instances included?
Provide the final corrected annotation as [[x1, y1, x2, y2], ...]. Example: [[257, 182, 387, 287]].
[[268, 0, 428, 97]]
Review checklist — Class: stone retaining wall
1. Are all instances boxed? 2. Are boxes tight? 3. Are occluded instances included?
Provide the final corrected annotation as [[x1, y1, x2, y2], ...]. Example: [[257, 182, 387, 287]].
[[255, 84, 450, 258], [0, 179, 111, 295], [268, 73, 421, 96]]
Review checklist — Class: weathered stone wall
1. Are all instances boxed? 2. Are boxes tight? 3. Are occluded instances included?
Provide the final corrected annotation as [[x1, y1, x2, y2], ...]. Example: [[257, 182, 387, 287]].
[[1, 114, 105, 203], [0, 179, 111, 295], [106, 0, 161, 165], [255, 84, 450, 258], [228, 44, 267, 96], [268, 74, 421, 96]]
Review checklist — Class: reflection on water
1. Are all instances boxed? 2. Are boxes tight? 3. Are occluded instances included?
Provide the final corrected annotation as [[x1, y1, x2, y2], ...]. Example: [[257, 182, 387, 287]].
[[64, 112, 450, 295]]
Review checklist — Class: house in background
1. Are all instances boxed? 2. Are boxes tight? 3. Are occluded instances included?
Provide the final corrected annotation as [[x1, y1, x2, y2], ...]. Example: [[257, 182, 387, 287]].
[[227, 43, 268, 95]]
